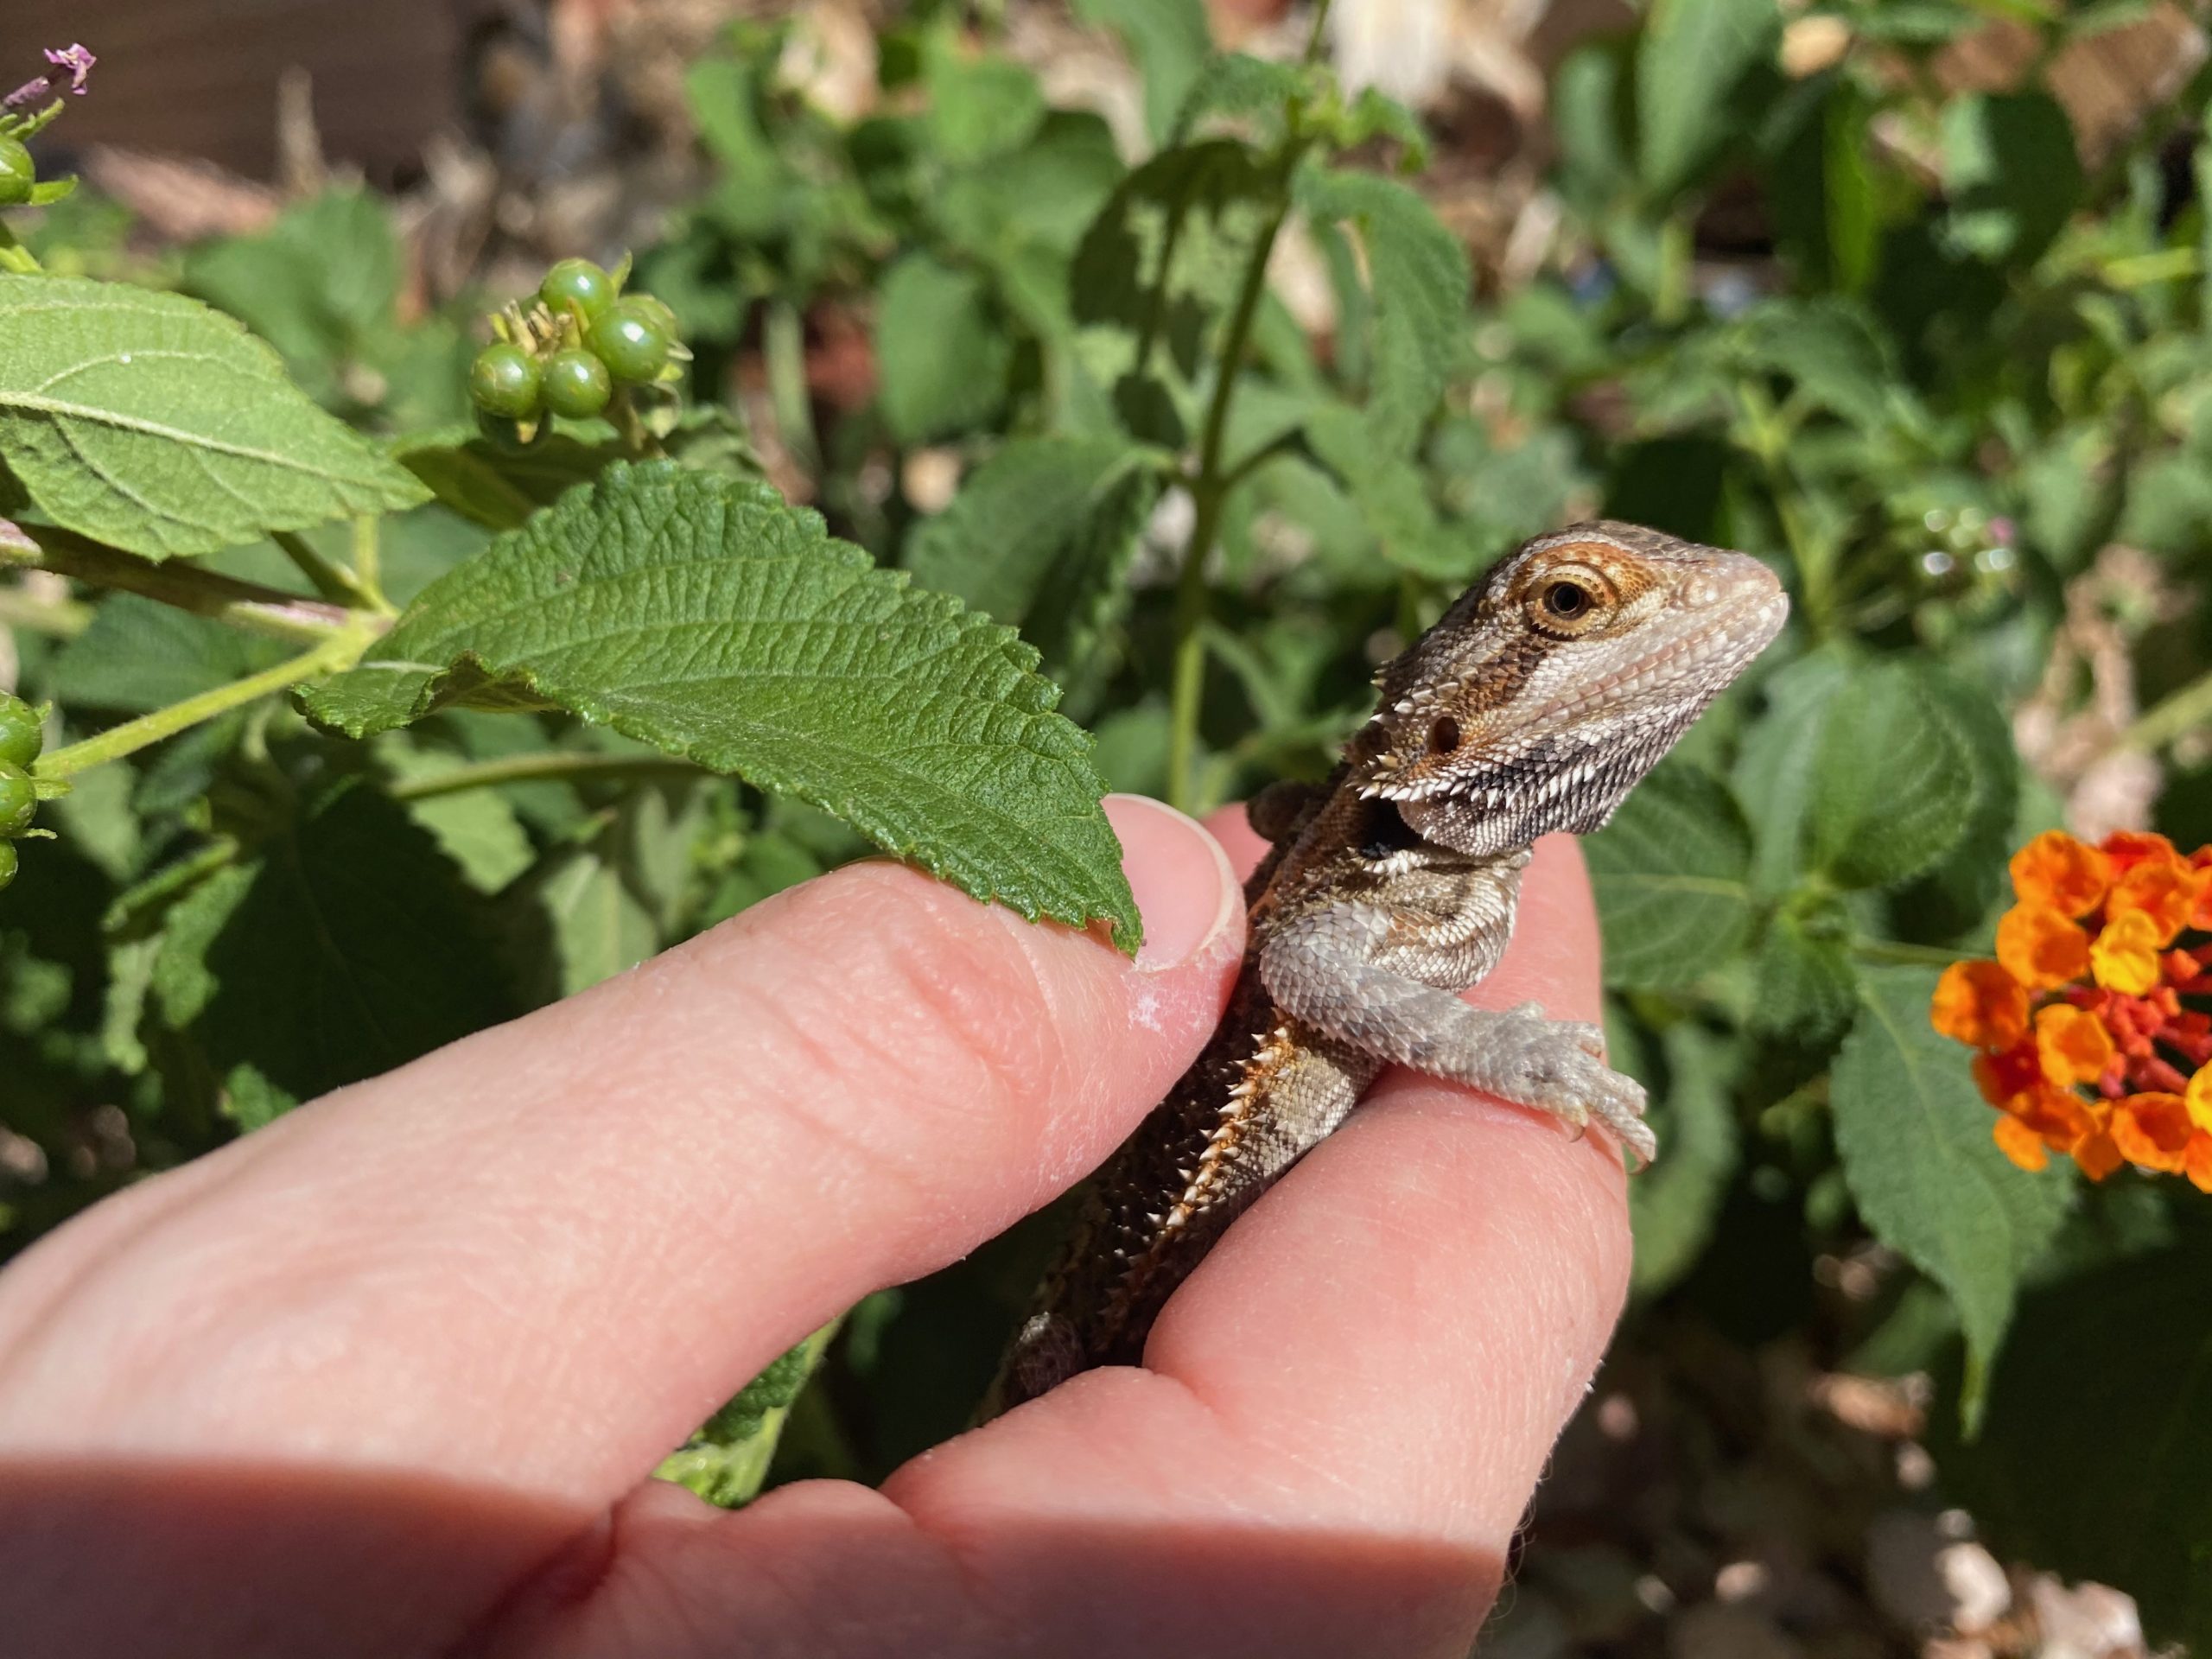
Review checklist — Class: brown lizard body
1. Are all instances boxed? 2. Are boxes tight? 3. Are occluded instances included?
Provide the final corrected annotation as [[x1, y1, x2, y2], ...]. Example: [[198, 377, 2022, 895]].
[[985, 521, 1788, 1416]]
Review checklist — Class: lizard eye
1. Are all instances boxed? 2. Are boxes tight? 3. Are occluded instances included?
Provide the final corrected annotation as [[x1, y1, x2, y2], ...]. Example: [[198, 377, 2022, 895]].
[[1542, 581, 1590, 619], [1526, 568, 1611, 635], [1426, 715, 1460, 756]]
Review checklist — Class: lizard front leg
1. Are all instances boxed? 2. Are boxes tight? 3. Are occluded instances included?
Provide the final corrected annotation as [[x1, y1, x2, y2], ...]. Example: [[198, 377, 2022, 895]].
[[1258, 904, 1656, 1164]]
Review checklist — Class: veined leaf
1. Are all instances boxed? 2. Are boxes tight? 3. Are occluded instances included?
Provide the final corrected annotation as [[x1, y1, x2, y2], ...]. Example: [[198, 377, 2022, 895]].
[[1629, 1022, 1742, 1295], [1810, 660, 1974, 889], [1831, 968, 2072, 1406], [1586, 762, 1756, 992], [1072, 0, 1213, 143], [1295, 167, 1469, 457], [0, 275, 429, 560], [302, 463, 1140, 949]]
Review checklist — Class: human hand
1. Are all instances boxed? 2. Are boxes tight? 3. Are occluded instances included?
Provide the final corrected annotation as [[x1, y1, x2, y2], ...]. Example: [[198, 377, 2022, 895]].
[[0, 796, 1630, 1659]]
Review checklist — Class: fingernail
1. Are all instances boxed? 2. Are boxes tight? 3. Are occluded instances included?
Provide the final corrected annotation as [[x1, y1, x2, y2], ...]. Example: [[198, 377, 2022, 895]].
[[1104, 794, 1240, 972]]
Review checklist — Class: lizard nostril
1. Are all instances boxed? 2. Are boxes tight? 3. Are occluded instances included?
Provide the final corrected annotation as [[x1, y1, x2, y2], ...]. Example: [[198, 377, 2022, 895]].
[[1427, 715, 1461, 756]]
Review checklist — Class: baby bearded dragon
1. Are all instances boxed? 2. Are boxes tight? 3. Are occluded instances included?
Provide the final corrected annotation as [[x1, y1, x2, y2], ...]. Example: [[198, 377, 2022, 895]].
[[984, 521, 1788, 1418]]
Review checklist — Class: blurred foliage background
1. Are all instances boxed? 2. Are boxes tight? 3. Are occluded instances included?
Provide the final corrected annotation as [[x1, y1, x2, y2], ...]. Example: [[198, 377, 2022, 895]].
[[4, 1, 2212, 1654]]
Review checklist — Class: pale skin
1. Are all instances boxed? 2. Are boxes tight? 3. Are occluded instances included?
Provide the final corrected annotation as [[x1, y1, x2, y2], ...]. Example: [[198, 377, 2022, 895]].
[[0, 795, 1630, 1659]]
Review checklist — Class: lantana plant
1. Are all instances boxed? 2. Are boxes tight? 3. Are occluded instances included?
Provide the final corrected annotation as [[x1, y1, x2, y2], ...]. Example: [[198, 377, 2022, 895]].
[[1932, 830, 2212, 1187]]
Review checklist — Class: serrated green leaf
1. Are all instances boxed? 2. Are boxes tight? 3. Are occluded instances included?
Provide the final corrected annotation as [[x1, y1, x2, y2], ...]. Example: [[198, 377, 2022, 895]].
[[1733, 648, 1850, 894], [0, 275, 429, 559], [1072, 0, 1213, 143], [152, 781, 517, 1120], [302, 464, 1140, 948], [1810, 660, 1974, 889], [1938, 1225, 2212, 1653], [906, 436, 1160, 683], [1586, 762, 1757, 991], [1901, 664, 2023, 938], [1295, 167, 1469, 457], [1635, 0, 1780, 200], [874, 253, 1011, 444], [1735, 297, 1910, 434], [1630, 1022, 1741, 1295], [1830, 968, 2072, 1402], [657, 1324, 838, 1510], [1748, 902, 1860, 1042], [1174, 54, 1313, 142], [379, 744, 536, 895]]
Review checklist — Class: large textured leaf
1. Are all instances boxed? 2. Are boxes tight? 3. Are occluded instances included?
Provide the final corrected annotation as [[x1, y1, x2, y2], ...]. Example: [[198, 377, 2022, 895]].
[[1072, 0, 1212, 143], [47, 594, 283, 712], [1810, 660, 1974, 889], [1634, 0, 1780, 200], [1586, 762, 1756, 991], [1941, 92, 2082, 265], [1831, 968, 2073, 1399], [150, 780, 518, 1124], [302, 464, 1140, 947], [1732, 647, 1850, 894], [906, 436, 1160, 680], [0, 275, 429, 559], [1295, 168, 1469, 457]]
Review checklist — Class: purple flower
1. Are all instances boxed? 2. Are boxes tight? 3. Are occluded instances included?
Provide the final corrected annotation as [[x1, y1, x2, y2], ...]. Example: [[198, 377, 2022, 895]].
[[4, 42, 96, 111]]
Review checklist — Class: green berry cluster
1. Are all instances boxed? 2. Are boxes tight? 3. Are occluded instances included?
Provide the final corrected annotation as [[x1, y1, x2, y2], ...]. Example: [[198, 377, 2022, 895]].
[[467, 258, 685, 436], [0, 692, 46, 893]]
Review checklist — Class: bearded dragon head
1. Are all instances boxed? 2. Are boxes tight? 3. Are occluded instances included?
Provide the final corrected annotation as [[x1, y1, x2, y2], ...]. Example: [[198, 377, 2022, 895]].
[[1349, 521, 1788, 860]]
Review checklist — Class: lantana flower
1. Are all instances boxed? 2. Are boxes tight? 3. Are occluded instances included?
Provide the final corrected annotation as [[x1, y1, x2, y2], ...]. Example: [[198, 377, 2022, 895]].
[[1933, 828, 2212, 1190]]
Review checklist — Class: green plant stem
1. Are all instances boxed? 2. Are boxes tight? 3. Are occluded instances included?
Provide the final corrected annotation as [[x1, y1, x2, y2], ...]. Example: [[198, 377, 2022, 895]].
[[1166, 168, 1300, 814], [272, 528, 381, 612], [34, 623, 378, 780], [1653, 211, 1694, 326], [2120, 669, 2212, 755], [388, 751, 703, 802], [0, 522, 353, 644], [351, 517, 388, 612], [763, 301, 819, 481]]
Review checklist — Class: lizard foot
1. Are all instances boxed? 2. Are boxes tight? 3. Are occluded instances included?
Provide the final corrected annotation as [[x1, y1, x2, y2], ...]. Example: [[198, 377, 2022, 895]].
[[1474, 1008, 1657, 1166]]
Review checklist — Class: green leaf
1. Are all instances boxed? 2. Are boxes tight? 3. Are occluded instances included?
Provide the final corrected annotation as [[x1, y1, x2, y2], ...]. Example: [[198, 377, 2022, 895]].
[[1941, 92, 2082, 265], [1072, 0, 1213, 143], [1294, 167, 1469, 457], [1830, 968, 2072, 1402], [1900, 664, 2023, 938], [302, 463, 1141, 949], [1809, 660, 1974, 889], [1747, 899, 1860, 1043], [1174, 54, 1313, 143], [1071, 137, 1273, 359], [657, 1324, 838, 1509], [154, 780, 518, 1119], [47, 595, 284, 713], [1634, 0, 1779, 200], [874, 253, 1011, 444], [378, 743, 537, 895], [1629, 1022, 1741, 1295], [1586, 762, 1757, 992], [1732, 647, 1850, 894], [537, 845, 658, 996], [924, 35, 1047, 165], [393, 426, 633, 532], [906, 436, 1160, 680], [1734, 297, 1910, 434], [1938, 1225, 2212, 1652], [0, 275, 429, 560], [1552, 41, 1633, 210]]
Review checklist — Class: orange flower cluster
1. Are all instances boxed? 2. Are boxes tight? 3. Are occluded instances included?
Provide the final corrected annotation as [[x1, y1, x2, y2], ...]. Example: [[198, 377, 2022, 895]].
[[1931, 829, 2212, 1187]]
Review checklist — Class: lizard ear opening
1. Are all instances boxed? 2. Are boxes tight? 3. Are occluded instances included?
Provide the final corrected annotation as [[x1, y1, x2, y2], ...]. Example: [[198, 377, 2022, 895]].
[[1426, 715, 1461, 756]]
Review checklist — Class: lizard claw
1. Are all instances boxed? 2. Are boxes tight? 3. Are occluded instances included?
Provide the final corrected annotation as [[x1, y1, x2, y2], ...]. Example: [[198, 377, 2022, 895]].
[[1476, 1010, 1657, 1166]]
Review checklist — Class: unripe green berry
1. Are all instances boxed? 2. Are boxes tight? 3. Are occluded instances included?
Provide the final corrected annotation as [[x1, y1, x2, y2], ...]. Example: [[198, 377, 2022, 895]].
[[0, 138, 33, 207], [0, 696, 40, 769], [626, 294, 680, 340], [588, 300, 674, 384], [0, 840, 15, 892], [469, 343, 543, 420], [0, 764, 35, 838], [540, 258, 616, 322], [541, 348, 613, 419]]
